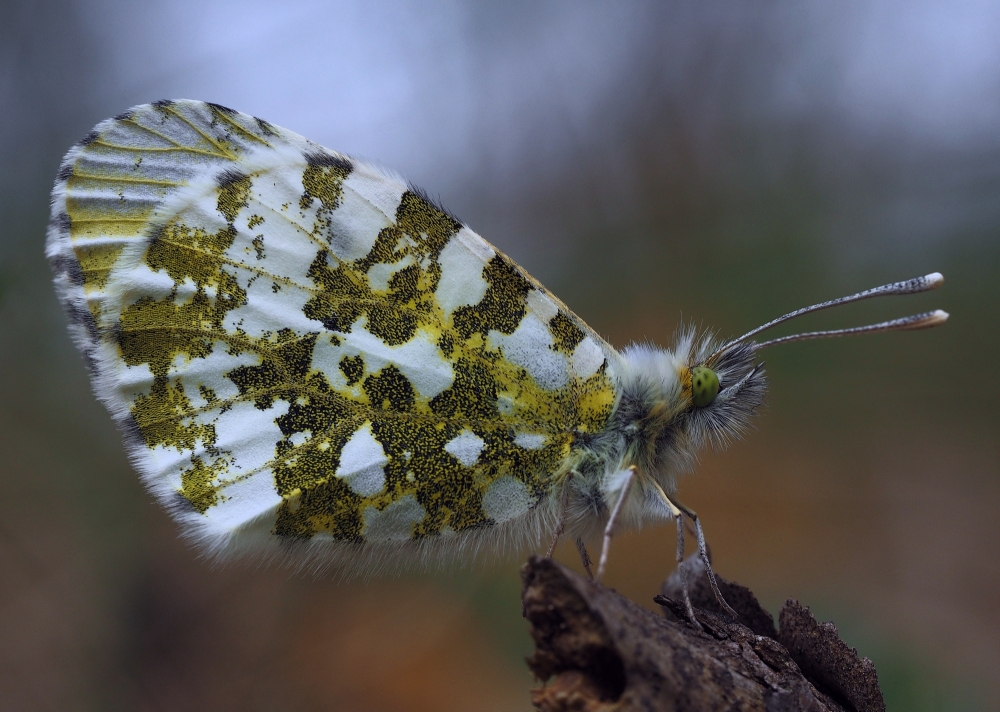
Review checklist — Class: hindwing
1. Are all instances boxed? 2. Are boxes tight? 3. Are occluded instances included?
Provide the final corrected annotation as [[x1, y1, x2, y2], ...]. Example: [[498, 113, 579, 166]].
[[48, 100, 620, 557]]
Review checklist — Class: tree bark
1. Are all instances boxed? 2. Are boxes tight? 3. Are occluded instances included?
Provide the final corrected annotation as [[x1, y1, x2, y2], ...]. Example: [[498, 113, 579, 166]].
[[522, 554, 884, 712]]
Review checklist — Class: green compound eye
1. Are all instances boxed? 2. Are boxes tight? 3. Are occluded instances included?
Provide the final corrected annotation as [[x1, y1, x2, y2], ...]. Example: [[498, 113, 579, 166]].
[[690, 366, 720, 408]]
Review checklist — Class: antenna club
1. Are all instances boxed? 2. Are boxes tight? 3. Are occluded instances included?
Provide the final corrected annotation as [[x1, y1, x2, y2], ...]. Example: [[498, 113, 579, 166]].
[[924, 272, 944, 289], [929, 309, 949, 324]]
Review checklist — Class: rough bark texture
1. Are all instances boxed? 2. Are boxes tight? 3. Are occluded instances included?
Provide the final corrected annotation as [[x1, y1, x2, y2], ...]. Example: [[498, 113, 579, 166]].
[[522, 554, 885, 712]]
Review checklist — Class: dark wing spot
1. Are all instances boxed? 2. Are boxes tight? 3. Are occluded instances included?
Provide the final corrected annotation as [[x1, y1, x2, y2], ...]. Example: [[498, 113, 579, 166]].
[[179, 456, 222, 514], [215, 171, 252, 224], [438, 332, 454, 357], [407, 184, 463, 225], [305, 151, 353, 172], [353, 226, 405, 273], [365, 304, 417, 346], [367, 418, 490, 536], [227, 333, 319, 409], [255, 117, 277, 136], [549, 312, 585, 354], [452, 256, 531, 339], [429, 358, 499, 420], [199, 385, 218, 403], [78, 131, 99, 147], [363, 365, 416, 412], [388, 263, 421, 302], [303, 250, 367, 332], [275, 373, 357, 444], [394, 191, 462, 261], [145, 223, 241, 286], [274, 478, 363, 541], [151, 99, 175, 109], [364, 264, 422, 345], [339, 355, 364, 385], [275, 374, 355, 443], [301, 154, 353, 211]]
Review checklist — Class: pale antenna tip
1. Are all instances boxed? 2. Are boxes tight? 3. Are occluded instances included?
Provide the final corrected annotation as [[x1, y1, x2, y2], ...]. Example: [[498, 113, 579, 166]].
[[929, 309, 949, 325], [925, 272, 944, 288]]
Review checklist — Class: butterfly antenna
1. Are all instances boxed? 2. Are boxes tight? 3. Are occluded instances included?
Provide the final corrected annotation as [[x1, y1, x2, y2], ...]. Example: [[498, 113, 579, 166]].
[[756, 310, 948, 349], [708, 273, 946, 361]]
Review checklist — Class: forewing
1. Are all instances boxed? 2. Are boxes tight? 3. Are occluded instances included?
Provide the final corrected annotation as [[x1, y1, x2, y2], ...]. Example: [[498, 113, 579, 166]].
[[48, 100, 619, 559]]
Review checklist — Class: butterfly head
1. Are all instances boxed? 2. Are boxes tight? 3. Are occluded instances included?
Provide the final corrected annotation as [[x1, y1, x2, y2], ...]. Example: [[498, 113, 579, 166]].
[[611, 273, 947, 489], [679, 333, 767, 450], [610, 331, 765, 490]]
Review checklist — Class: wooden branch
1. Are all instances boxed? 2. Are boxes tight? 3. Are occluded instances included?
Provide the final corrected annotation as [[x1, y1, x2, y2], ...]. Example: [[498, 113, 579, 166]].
[[522, 554, 884, 712]]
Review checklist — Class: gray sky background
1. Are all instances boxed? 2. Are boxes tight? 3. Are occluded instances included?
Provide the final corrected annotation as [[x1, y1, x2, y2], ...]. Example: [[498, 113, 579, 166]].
[[6, 1, 1000, 254]]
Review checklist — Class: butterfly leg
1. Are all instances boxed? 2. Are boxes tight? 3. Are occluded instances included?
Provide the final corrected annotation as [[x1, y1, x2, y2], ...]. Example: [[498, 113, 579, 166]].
[[575, 537, 594, 579], [546, 471, 578, 558], [653, 488, 700, 627], [595, 466, 637, 582], [668, 495, 738, 619]]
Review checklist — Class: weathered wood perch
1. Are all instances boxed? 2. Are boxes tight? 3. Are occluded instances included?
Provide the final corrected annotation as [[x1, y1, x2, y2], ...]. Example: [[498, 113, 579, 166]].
[[522, 554, 884, 712]]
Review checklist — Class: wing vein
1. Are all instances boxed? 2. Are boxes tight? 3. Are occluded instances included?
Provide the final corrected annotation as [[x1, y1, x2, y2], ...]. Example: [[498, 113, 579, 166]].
[[69, 171, 183, 187], [210, 107, 273, 147], [163, 104, 236, 158], [251, 197, 335, 254], [117, 118, 201, 151], [151, 235, 320, 294], [69, 217, 149, 224], [91, 139, 228, 158]]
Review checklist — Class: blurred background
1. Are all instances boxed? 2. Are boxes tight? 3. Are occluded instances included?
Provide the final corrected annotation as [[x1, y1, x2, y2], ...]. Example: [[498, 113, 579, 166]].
[[1, 1, 998, 710]]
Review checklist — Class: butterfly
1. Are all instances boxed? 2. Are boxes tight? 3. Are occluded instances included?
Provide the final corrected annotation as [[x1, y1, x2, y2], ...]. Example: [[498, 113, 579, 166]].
[[47, 100, 947, 620]]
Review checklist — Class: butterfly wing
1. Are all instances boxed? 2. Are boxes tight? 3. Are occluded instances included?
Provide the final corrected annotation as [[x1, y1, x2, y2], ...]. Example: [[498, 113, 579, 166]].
[[48, 100, 619, 564]]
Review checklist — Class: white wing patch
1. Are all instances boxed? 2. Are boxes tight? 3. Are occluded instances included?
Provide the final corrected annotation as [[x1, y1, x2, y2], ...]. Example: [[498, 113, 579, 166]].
[[572, 337, 606, 380], [482, 476, 532, 524], [338, 318, 455, 399], [362, 494, 427, 542], [213, 400, 289, 474], [513, 432, 547, 450], [336, 423, 389, 497], [444, 429, 486, 467], [435, 228, 493, 317], [327, 181, 397, 260], [488, 314, 570, 391], [526, 289, 560, 322]]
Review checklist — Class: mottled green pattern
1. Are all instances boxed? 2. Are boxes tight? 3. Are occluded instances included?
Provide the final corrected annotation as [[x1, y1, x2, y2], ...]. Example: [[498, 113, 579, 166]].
[[262, 191, 615, 540], [52, 101, 620, 546]]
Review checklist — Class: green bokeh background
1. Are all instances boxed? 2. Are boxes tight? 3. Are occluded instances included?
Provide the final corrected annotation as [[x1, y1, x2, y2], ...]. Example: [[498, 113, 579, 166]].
[[2, 2, 997, 710]]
